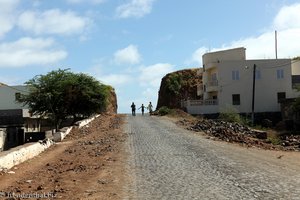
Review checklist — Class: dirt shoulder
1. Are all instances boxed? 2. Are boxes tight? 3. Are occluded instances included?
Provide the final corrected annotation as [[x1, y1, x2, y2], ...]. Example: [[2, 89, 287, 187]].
[[161, 110, 300, 152], [0, 113, 127, 200]]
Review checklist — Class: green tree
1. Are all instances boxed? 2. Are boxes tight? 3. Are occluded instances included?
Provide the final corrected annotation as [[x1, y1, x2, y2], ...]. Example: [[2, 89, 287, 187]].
[[19, 69, 110, 130], [166, 73, 181, 95]]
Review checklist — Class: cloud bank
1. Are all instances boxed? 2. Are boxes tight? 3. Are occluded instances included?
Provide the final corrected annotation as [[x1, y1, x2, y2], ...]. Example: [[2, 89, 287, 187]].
[[190, 3, 300, 64]]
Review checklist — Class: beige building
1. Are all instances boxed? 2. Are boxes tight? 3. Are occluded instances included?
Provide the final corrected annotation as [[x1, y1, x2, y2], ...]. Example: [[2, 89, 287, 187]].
[[184, 47, 300, 115]]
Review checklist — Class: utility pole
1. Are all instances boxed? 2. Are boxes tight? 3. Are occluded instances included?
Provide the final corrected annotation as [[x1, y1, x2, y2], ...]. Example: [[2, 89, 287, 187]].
[[275, 30, 278, 59], [251, 64, 256, 125]]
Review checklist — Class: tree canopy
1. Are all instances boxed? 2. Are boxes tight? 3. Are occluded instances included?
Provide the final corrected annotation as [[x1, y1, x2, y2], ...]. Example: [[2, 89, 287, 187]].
[[19, 69, 111, 130]]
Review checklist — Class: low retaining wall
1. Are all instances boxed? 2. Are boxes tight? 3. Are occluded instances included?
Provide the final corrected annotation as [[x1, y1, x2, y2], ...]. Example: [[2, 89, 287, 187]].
[[53, 114, 100, 142], [0, 139, 53, 170], [0, 129, 5, 152], [0, 114, 101, 170], [75, 114, 100, 128]]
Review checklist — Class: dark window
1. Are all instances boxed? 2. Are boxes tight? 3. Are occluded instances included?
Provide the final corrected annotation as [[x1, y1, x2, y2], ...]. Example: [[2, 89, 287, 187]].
[[276, 69, 284, 79], [255, 70, 261, 80], [277, 92, 286, 103], [292, 75, 300, 89], [232, 94, 240, 105], [232, 70, 240, 80], [15, 93, 21, 101]]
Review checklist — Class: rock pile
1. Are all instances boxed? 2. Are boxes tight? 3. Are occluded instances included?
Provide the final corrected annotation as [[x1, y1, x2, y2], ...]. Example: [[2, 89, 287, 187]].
[[281, 135, 300, 149], [179, 118, 300, 151], [189, 119, 267, 141]]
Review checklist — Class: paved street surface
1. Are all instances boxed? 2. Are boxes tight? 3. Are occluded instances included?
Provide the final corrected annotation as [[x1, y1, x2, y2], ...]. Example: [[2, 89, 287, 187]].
[[124, 115, 300, 200]]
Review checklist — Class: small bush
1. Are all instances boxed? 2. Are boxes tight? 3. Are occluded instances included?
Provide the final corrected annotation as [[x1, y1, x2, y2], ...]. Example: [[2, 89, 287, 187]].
[[158, 106, 171, 116], [219, 106, 241, 123], [266, 137, 282, 145]]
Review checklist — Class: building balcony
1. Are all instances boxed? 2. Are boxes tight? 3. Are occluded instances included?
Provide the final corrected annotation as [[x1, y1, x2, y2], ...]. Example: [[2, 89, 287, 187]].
[[206, 80, 218, 92], [184, 99, 218, 106], [204, 62, 218, 71], [181, 99, 219, 114]]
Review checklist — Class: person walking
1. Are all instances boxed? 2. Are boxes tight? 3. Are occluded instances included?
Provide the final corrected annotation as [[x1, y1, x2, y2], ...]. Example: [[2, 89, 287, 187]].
[[147, 102, 153, 115], [138, 104, 146, 115], [131, 102, 136, 116]]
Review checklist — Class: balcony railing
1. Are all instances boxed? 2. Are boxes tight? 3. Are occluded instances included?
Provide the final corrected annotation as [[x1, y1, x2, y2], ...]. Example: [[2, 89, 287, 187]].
[[183, 99, 218, 107], [207, 80, 218, 87]]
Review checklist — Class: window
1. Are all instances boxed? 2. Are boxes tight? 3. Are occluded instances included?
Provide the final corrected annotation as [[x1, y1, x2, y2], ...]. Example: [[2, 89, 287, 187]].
[[232, 94, 240, 105], [211, 73, 217, 81], [232, 70, 240, 80], [277, 92, 286, 103], [277, 69, 284, 79], [15, 93, 21, 101], [255, 70, 261, 80]]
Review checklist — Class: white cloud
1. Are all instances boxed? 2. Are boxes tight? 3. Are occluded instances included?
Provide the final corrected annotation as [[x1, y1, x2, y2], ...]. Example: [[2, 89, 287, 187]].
[[88, 63, 133, 86], [0, 37, 67, 68], [0, 0, 19, 38], [139, 63, 174, 87], [189, 47, 208, 65], [17, 9, 91, 36], [100, 74, 132, 86], [190, 3, 300, 63], [66, 0, 106, 4], [273, 3, 300, 30], [116, 0, 155, 18], [114, 45, 141, 65], [142, 87, 157, 101]]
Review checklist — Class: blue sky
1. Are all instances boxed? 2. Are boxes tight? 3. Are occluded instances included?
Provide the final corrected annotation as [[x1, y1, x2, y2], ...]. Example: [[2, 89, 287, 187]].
[[1, 0, 300, 113]]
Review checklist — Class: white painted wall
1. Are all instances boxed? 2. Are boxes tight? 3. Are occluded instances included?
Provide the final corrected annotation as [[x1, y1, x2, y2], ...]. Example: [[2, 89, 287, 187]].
[[203, 47, 246, 65], [192, 47, 297, 115], [187, 104, 219, 114], [0, 139, 53, 170], [217, 59, 293, 113], [0, 129, 5, 151], [0, 85, 29, 110]]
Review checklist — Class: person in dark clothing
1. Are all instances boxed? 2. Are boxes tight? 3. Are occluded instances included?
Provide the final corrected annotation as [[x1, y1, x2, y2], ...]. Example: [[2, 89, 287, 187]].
[[131, 102, 136, 116], [138, 104, 146, 115]]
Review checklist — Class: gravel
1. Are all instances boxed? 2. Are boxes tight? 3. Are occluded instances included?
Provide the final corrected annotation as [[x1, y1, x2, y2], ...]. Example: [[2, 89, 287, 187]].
[[124, 115, 300, 200]]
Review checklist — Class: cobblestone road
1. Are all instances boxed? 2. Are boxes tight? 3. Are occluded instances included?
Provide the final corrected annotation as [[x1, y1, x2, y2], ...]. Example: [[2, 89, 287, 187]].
[[124, 115, 300, 200]]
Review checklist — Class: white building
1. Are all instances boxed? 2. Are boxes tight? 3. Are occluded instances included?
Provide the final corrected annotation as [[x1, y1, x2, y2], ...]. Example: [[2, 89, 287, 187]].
[[0, 85, 40, 132], [184, 47, 300, 115]]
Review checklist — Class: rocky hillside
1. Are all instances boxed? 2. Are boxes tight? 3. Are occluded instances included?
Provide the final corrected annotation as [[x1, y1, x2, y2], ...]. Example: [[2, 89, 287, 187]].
[[156, 68, 202, 110], [106, 87, 118, 113]]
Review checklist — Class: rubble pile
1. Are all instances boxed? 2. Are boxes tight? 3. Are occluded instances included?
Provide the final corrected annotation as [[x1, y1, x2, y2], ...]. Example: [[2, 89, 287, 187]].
[[181, 119, 273, 149], [281, 135, 300, 149], [179, 118, 300, 151], [189, 119, 266, 141]]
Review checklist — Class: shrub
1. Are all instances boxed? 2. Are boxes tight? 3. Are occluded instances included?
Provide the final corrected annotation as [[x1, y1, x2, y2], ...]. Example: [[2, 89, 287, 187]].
[[158, 106, 171, 116], [166, 74, 181, 95], [219, 106, 241, 123]]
